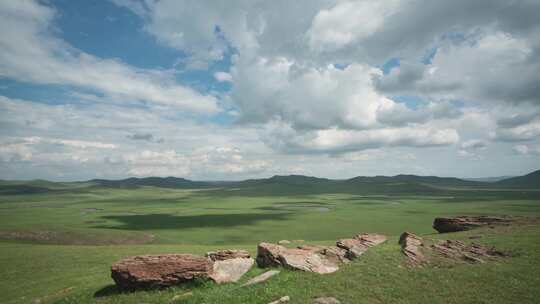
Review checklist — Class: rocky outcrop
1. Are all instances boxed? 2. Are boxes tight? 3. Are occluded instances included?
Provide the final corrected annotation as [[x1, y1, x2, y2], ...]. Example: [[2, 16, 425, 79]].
[[433, 216, 512, 233], [398, 232, 426, 266], [241, 270, 280, 287], [206, 249, 250, 261], [431, 240, 508, 263], [354, 233, 387, 247], [256, 243, 339, 274], [256, 242, 287, 267], [336, 239, 369, 259], [111, 254, 213, 290], [279, 248, 339, 274]]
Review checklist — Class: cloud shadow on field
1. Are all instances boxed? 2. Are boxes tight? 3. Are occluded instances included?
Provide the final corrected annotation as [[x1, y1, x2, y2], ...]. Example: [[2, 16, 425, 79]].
[[97, 212, 291, 230]]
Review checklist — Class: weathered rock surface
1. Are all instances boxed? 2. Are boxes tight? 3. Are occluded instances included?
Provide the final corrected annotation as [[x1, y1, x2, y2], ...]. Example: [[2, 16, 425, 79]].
[[313, 297, 341, 304], [279, 248, 339, 274], [111, 254, 212, 290], [336, 238, 369, 259], [257, 242, 287, 267], [269, 296, 290, 304], [354, 233, 387, 247], [206, 249, 250, 261], [431, 240, 508, 263], [257, 243, 339, 274], [241, 270, 280, 287], [209, 257, 254, 284], [433, 216, 512, 233], [398, 232, 426, 265]]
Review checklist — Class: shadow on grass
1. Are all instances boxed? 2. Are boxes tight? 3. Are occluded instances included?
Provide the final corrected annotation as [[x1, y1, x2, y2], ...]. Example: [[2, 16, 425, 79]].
[[97, 212, 291, 230], [94, 280, 206, 298]]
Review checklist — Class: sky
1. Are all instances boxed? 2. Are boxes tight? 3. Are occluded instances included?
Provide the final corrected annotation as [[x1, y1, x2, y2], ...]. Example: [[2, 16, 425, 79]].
[[0, 0, 539, 181]]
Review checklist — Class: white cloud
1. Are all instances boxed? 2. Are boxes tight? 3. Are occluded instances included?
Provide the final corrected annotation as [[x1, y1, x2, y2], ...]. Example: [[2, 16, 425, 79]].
[[0, 1, 218, 113], [513, 145, 540, 156], [307, 0, 399, 52], [461, 139, 487, 150]]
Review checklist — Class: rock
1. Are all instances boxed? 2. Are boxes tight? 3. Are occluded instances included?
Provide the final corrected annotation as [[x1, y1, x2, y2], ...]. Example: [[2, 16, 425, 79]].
[[336, 238, 369, 259], [206, 249, 250, 261], [313, 297, 341, 304], [170, 291, 193, 302], [398, 232, 426, 265], [433, 216, 512, 233], [111, 254, 212, 290], [320, 246, 350, 264], [269, 296, 290, 304], [241, 270, 280, 287], [278, 240, 291, 245], [209, 257, 254, 284], [431, 240, 508, 263], [256, 242, 287, 267], [278, 248, 339, 274], [354, 233, 387, 247]]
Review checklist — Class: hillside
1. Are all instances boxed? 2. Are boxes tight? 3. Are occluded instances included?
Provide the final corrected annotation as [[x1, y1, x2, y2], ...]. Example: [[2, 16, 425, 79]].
[[496, 170, 540, 188]]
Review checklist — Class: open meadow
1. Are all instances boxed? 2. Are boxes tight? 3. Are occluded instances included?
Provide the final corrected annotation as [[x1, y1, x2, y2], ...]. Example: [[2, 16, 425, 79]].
[[1, 175, 539, 303]]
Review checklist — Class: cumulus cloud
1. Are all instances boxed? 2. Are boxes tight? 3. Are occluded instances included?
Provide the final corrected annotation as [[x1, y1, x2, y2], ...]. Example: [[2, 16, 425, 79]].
[[0, 1, 218, 113], [513, 145, 540, 156], [213, 71, 233, 82]]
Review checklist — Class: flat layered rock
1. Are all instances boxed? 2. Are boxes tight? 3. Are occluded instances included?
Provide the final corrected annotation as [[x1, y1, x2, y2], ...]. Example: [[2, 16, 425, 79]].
[[398, 232, 426, 266], [431, 240, 508, 263], [354, 233, 387, 247], [111, 254, 212, 290], [433, 216, 512, 233], [209, 257, 254, 284], [278, 248, 339, 274], [336, 238, 369, 259], [206, 249, 250, 261]]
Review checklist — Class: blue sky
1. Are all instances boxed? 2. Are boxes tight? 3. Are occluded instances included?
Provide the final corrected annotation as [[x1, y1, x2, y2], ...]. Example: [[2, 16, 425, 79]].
[[0, 0, 539, 181]]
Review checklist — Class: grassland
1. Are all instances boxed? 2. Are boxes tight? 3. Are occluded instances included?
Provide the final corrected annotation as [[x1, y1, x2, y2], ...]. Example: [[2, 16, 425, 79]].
[[0, 177, 539, 303]]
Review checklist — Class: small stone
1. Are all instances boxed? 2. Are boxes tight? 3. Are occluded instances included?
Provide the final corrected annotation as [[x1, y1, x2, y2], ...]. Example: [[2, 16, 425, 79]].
[[278, 240, 291, 245], [170, 292, 193, 302], [206, 249, 250, 261], [313, 297, 341, 304], [269, 296, 290, 304], [241, 270, 280, 287]]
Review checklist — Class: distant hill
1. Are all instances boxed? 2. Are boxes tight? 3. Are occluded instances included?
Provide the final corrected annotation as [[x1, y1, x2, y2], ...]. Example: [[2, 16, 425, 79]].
[[463, 176, 514, 183], [495, 170, 540, 188], [1, 170, 538, 195], [90, 177, 210, 189]]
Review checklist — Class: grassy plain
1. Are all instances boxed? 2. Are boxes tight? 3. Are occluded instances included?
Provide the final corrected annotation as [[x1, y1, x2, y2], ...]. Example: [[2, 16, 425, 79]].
[[0, 180, 539, 303]]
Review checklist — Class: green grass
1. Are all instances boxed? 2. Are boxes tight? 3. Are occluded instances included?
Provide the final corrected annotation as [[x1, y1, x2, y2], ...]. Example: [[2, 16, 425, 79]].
[[0, 183, 539, 303]]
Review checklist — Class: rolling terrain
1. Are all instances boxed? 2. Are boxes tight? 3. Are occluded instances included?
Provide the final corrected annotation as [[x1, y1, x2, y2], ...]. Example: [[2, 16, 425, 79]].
[[0, 171, 539, 303]]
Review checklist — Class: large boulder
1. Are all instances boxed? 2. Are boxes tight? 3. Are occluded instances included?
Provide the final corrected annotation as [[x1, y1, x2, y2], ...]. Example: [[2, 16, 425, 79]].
[[111, 254, 212, 290], [433, 216, 511, 233], [398, 232, 425, 265]]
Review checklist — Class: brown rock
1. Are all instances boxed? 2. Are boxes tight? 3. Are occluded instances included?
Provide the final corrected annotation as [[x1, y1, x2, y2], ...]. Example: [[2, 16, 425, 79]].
[[206, 249, 250, 261], [433, 216, 511, 233], [278, 248, 339, 274], [336, 238, 369, 259], [354, 233, 387, 247], [111, 254, 212, 290], [399, 232, 426, 265], [256, 242, 287, 267], [431, 240, 508, 263], [241, 270, 280, 287]]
